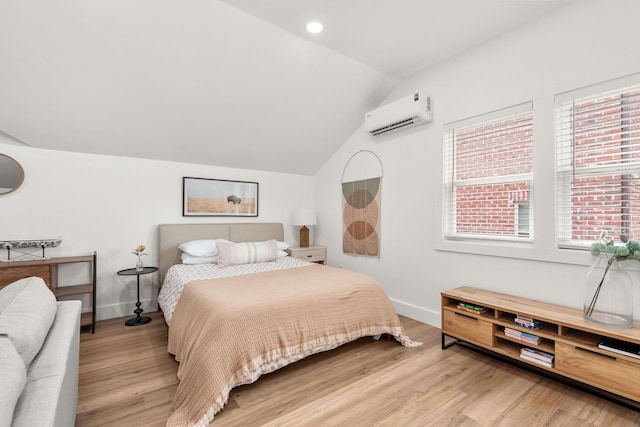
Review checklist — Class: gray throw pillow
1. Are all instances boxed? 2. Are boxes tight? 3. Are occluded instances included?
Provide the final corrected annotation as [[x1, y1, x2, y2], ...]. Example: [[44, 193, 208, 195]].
[[0, 277, 58, 366]]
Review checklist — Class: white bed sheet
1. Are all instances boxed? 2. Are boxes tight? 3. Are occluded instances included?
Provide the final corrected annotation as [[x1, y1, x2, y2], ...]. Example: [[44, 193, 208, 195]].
[[158, 256, 311, 325]]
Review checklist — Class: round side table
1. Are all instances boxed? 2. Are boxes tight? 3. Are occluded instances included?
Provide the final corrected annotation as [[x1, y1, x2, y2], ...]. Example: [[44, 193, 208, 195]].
[[117, 266, 158, 326]]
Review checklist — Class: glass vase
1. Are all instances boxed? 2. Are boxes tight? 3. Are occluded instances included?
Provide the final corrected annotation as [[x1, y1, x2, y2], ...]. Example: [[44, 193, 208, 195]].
[[136, 255, 144, 272], [583, 255, 633, 327]]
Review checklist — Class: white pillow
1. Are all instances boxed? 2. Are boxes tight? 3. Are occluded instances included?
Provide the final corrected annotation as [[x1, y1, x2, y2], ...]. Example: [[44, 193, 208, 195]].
[[277, 250, 288, 258], [217, 240, 278, 267], [277, 241, 290, 251], [178, 239, 229, 257], [181, 253, 219, 265]]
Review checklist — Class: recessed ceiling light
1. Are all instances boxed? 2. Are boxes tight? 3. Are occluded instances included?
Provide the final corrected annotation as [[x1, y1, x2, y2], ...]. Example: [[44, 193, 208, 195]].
[[306, 22, 323, 34]]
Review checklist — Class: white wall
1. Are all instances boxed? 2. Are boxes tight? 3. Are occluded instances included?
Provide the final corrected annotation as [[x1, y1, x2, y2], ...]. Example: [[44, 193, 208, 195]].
[[0, 138, 314, 320], [314, 0, 640, 326]]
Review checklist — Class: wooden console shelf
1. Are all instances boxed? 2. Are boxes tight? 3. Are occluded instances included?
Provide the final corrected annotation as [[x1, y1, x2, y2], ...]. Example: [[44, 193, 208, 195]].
[[0, 253, 97, 333], [442, 286, 640, 407]]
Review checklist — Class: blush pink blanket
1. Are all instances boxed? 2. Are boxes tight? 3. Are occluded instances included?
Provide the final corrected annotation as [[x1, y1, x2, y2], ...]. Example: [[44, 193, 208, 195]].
[[166, 264, 420, 426]]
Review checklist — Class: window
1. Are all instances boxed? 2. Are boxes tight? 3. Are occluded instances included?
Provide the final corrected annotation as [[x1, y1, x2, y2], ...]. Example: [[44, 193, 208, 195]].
[[515, 203, 531, 238], [556, 74, 640, 248], [443, 102, 534, 242]]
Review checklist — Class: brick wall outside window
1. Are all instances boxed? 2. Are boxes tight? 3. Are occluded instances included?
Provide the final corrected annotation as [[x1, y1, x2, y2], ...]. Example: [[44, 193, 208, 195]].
[[561, 90, 640, 243], [447, 112, 533, 238]]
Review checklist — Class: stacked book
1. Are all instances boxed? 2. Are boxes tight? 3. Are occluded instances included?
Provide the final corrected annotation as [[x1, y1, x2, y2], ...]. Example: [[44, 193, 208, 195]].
[[520, 347, 554, 368], [514, 314, 541, 330], [598, 337, 640, 360], [504, 327, 541, 345], [456, 301, 487, 314]]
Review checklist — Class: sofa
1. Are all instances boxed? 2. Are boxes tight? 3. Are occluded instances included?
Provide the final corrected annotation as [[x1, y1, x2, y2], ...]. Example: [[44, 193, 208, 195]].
[[0, 276, 81, 427]]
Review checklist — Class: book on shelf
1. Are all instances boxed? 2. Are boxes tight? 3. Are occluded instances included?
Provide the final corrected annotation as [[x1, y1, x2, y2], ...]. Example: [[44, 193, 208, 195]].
[[514, 314, 541, 330], [520, 354, 553, 368], [520, 347, 554, 367], [504, 327, 541, 345], [598, 337, 640, 360], [456, 301, 487, 314]]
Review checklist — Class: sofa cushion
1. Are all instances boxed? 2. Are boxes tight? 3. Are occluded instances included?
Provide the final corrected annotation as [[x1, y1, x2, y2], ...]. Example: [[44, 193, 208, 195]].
[[0, 276, 57, 366], [0, 335, 27, 427], [13, 301, 81, 427]]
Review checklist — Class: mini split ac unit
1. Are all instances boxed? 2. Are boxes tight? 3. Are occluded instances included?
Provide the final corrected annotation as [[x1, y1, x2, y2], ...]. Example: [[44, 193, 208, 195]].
[[364, 92, 432, 137]]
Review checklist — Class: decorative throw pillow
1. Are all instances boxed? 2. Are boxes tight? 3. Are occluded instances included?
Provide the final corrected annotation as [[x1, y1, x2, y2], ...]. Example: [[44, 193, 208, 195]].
[[0, 277, 57, 366], [0, 336, 26, 427], [217, 240, 278, 267]]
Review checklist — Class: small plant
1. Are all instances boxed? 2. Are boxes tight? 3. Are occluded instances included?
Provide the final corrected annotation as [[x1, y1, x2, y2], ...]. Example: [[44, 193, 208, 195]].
[[586, 231, 640, 318], [132, 244, 147, 257], [590, 231, 640, 261]]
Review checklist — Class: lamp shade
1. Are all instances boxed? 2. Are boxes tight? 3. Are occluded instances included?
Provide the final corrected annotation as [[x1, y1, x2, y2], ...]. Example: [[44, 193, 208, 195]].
[[292, 208, 316, 226]]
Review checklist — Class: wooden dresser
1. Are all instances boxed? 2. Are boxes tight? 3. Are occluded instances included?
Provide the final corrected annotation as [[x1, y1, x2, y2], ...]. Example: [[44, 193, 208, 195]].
[[0, 253, 97, 333]]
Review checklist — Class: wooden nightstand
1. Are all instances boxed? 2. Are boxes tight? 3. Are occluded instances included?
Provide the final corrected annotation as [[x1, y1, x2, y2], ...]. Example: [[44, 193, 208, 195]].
[[285, 246, 326, 264]]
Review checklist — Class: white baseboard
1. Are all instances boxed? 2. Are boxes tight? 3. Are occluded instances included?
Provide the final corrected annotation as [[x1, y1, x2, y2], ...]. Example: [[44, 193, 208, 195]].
[[96, 299, 158, 322], [390, 298, 441, 329]]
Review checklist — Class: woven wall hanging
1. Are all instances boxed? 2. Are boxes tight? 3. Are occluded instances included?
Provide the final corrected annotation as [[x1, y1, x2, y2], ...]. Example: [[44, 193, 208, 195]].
[[341, 150, 383, 257]]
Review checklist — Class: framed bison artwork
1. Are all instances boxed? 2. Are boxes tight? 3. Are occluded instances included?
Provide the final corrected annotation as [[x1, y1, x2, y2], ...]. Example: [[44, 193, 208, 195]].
[[182, 177, 258, 217]]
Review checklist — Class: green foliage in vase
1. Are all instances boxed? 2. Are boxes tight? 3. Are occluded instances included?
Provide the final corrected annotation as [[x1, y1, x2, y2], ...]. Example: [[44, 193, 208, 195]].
[[585, 230, 639, 319], [590, 230, 640, 261]]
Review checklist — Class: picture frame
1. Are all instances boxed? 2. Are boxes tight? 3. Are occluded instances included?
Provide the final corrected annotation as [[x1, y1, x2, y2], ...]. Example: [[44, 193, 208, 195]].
[[183, 177, 259, 217]]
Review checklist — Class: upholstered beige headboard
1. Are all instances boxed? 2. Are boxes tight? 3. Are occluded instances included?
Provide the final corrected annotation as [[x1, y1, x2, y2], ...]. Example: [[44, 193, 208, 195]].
[[157, 223, 284, 282]]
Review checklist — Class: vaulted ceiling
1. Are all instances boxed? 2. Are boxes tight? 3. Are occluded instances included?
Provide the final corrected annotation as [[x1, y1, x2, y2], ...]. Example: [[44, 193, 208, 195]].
[[0, 0, 572, 175]]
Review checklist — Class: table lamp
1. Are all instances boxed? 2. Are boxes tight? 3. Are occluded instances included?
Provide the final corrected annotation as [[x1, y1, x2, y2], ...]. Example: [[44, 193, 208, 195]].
[[293, 208, 316, 248]]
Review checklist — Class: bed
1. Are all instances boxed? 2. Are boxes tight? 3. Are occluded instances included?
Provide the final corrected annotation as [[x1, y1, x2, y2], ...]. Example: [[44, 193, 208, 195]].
[[157, 223, 420, 426]]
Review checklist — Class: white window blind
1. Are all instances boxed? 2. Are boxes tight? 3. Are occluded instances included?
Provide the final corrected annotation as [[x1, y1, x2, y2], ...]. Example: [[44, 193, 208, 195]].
[[443, 102, 534, 242], [556, 74, 640, 248]]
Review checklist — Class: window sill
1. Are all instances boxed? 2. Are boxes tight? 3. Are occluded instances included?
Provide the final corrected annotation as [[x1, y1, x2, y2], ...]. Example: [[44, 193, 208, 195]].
[[435, 238, 592, 266]]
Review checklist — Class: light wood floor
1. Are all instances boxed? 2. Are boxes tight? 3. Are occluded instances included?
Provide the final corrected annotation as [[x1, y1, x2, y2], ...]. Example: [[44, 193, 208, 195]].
[[77, 312, 640, 426]]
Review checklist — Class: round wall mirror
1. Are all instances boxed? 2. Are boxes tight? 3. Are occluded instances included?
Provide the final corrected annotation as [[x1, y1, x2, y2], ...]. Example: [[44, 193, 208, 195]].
[[0, 154, 25, 195]]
